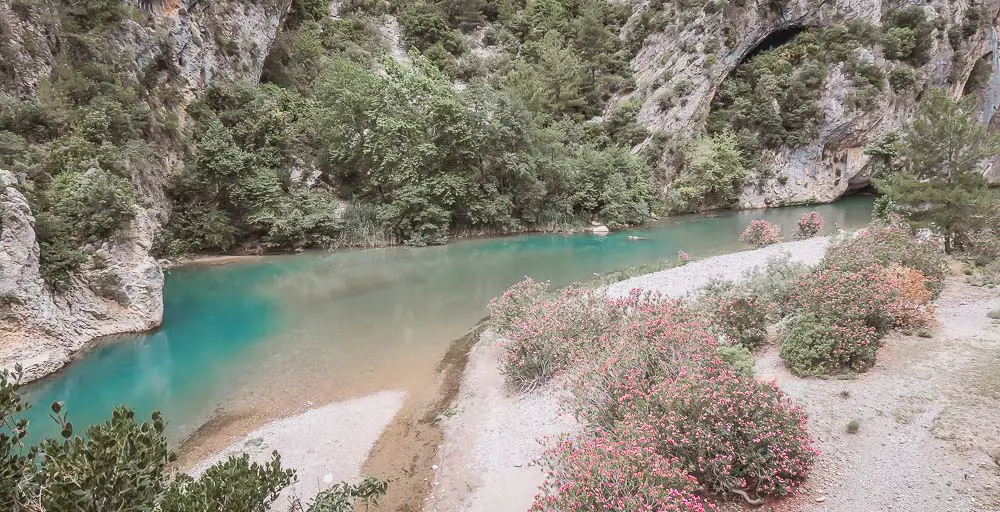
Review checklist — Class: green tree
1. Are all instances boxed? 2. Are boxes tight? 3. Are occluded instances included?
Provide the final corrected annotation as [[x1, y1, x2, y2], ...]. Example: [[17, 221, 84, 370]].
[[0, 367, 384, 511], [876, 89, 1000, 253]]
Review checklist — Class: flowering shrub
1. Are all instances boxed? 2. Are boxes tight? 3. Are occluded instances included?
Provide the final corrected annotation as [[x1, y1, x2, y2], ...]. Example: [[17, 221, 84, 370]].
[[699, 293, 771, 350], [779, 313, 880, 375], [532, 431, 714, 512], [790, 264, 905, 335], [495, 286, 623, 391], [796, 211, 824, 239], [569, 309, 718, 430], [620, 368, 818, 500], [823, 226, 947, 297], [488, 277, 549, 335], [739, 219, 783, 247]]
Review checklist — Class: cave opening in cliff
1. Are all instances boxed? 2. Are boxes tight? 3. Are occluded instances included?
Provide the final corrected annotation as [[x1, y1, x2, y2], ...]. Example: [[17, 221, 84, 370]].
[[740, 25, 811, 65]]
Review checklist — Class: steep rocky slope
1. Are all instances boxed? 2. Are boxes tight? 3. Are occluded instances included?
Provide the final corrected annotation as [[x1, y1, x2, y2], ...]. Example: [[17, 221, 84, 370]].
[[626, 0, 1000, 206], [0, 0, 287, 380]]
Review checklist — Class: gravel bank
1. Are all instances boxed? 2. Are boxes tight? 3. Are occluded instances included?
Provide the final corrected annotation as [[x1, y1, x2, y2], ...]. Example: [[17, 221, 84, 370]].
[[430, 238, 836, 511], [606, 236, 833, 299], [190, 390, 406, 510], [427, 331, 576, 512]]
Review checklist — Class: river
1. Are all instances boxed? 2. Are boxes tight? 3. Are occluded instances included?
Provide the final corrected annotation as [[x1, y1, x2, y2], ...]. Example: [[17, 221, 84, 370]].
[[20, 198, 873, 445]]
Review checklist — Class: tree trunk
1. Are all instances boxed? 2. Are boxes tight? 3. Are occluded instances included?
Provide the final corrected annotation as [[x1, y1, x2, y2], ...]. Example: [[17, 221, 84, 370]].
[[944, 233, 953, 254]]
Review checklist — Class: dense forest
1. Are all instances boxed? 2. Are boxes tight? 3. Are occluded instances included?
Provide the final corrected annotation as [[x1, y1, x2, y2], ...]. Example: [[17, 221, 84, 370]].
[[0, 0, 996, 289]]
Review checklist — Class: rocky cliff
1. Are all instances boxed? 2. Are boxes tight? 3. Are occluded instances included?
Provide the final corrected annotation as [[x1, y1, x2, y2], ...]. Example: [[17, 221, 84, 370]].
[[625, 0, 1000, 207], [2, 0, 999, 381], [0, 0, 287, 380]]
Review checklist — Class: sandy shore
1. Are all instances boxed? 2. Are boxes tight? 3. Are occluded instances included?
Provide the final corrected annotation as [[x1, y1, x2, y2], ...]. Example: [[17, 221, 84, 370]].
[[431, 236, 1000, 511], [427, 331, 577, 511], [189, 390, 406, 510]]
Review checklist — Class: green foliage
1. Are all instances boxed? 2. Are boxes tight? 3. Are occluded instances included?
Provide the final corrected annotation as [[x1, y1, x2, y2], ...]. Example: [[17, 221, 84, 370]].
[[846, 418, 861, 434], [297, 476, 388, 511], [0, 0, 173, 287], [881, 7, 934, 66], [888, 66, 916, 92], [780, 313, 878, 375], [0, 367, 385, 511], [875, 89, 1000, 253], [163, 83, 339, 255], [717, 345, 754, 377], [667, 131, 748, 212], [708, 25, 871, 156], [863, 131, 903, 177], [48, 169, 136, 242]]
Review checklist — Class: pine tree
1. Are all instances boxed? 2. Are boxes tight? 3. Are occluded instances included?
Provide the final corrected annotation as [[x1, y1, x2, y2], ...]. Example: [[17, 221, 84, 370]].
[[877, 89, 1000, 253]]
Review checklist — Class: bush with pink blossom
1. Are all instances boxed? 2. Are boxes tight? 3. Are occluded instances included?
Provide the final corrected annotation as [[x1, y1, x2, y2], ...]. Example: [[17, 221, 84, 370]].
[[739, 219, 783, 247], [617, 367, 818, 501], [531, 431, 714, 512], [796, 211, 824, 239], [823, 226, 946, 297]]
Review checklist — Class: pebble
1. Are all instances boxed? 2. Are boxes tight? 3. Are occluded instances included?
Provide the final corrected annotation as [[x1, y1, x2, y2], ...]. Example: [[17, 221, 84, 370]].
[[816, 497, 827, 503], [431, 464, 439, 470]]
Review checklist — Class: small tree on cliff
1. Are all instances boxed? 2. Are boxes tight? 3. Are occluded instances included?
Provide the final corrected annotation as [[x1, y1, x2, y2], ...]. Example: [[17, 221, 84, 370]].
[[877, 89, 1000, 253]]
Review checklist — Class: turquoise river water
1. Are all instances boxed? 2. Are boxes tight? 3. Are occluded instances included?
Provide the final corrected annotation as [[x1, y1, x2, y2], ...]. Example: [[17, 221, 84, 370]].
[[20, 198, 873, 445]]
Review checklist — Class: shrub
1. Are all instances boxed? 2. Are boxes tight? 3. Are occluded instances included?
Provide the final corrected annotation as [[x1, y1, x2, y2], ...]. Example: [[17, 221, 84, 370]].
[[823, 226, 947, 297], [488, 277, 550, 335], [885, 265, 936, 329], [49, 168, 137, 242], [700, 293, 771, 349], [717, 345, 754, 377], [796, 211, 824, 239], [532, 432, 713, 512], [790, 264, 906, 334], [568, 300, 717, 429], [846, 419, 861, 434], [739, 219, 783, 247], [779, 313, 879, 375], [494, 287, 625, 391], [620, 368, 818, 500], [0, 367, 383, 512], [888, 66, 916, 92]]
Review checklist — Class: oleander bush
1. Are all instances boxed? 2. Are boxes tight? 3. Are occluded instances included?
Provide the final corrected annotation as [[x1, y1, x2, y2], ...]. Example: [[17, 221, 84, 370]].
[[796, 211, 824, 239], [739, 219, 783, 247], [697, 292, 772, 350], [531, 431, 713, 512], [617, 367, 818, 501], [823, 226, 947, 297]]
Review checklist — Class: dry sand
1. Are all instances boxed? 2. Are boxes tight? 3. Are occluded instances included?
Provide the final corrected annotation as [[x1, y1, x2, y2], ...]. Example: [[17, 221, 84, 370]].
[[189, 390, 406, 510]]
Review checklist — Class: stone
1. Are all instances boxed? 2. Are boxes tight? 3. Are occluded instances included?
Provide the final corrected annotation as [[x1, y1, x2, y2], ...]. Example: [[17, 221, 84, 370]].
[[623, 0, 1000, 206], [592, 224, 610, 235]]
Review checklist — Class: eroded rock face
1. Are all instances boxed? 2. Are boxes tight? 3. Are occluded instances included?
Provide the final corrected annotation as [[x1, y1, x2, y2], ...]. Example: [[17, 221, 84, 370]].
[[627, 0, 1000, 207], [0, 0, 287, 381], [0, 170, 163, 380]]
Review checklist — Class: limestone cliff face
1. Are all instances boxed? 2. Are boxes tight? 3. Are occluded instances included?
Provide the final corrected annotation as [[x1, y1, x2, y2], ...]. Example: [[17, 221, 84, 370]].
[[0, 170, 163, 380], [626, 0, 1000, 207], [0, 0, 287, 381]]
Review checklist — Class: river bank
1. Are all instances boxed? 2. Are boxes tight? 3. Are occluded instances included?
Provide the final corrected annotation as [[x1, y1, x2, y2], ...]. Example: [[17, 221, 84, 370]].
[[184, 390, 406, 510], [429, 236, 1000, 511]]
